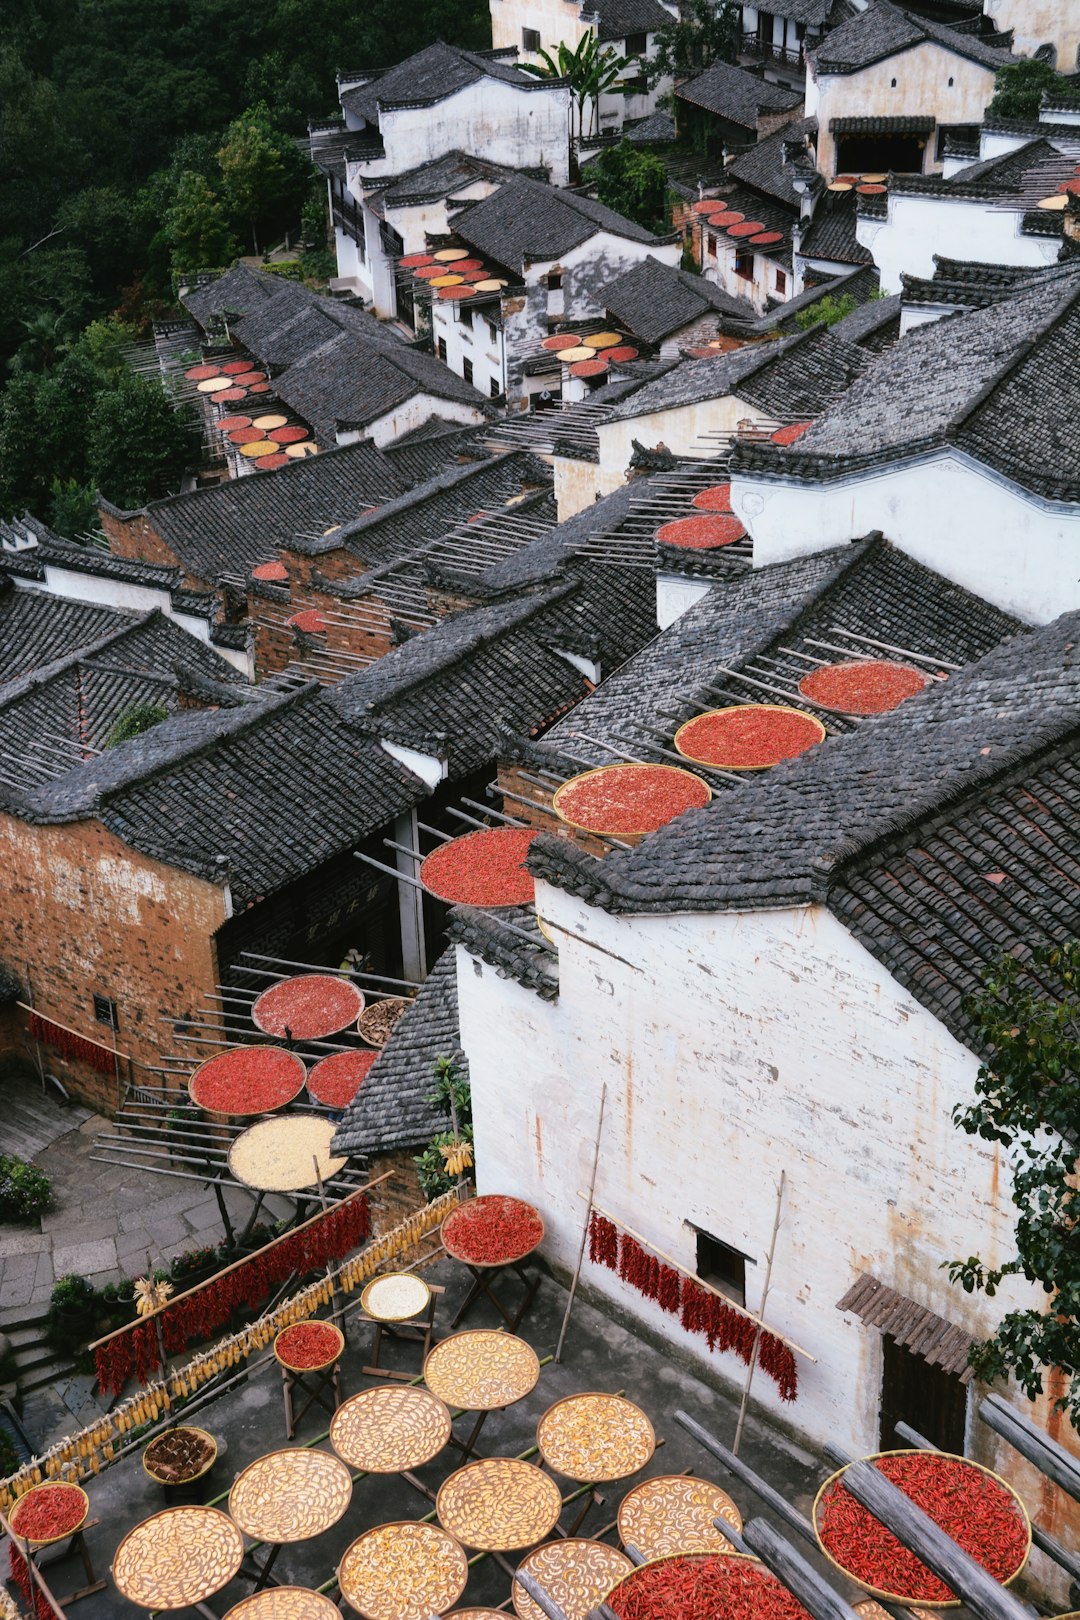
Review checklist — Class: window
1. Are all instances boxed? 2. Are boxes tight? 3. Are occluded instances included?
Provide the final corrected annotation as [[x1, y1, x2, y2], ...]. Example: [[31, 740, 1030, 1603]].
[[93, 994, 119, 1030], [947, 75, 954, 86], [547, 270, 563, 291], [462, 358, 473, 384], [437, 337, 447, 362], [487, 320, 498, 345], [624, 30, 647, 55], [890, 76, 897, 87], [707, 232, 717, 257], [775, 268, 787, 294], [735, 251, 754, 280], [522, 26, 540, 51], [694, 1228, 750, 1306], [490, 377, 501, 399]]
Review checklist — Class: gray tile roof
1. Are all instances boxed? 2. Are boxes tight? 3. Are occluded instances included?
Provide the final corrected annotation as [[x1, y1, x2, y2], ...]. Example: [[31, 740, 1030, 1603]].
[[588, 0, 676, 42], [331, 950, 463, 1156], [381, 423, 493, 487], [340, 43, 549, 126], [606, 324, 867, 421], [798, 189, 874, 266], [675, 60, 803, 131], [375, 152, 523, 210], [135, 440, 406, 586], [811, 0, 1014, 74], [603, 255, 755, 342], [0, 586, 138, 684], [727, 117, 819, 210], [831, 291, 902, 346], [452, 175, 664, 270], [734, 265, 1080, 500]]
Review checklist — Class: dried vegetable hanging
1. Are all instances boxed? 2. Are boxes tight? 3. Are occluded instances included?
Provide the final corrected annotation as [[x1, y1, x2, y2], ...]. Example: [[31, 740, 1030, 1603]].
[[587, 1213, 797, 1402], [606, 1552, 814, 1620], [814, 1451, 1030, 1604], [8, 1545, 57, 1620], [28, 1012, 115, 1074], [93, 1193, 370, 1395]]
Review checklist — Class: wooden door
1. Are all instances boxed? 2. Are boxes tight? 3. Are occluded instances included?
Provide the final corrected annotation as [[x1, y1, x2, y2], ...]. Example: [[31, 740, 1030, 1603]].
[[879, 1335, 967, 1453]]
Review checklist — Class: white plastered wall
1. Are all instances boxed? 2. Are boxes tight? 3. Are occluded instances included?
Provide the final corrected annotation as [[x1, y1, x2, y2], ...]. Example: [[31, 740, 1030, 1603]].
[[858, 192, 1062, 294], [813, 44, 996, 176]]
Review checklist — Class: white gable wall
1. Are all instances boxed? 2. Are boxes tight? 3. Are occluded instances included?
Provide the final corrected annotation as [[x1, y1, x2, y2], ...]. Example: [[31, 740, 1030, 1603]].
[[730, 453, 1080, 623], [457, 886, 1041, 1463], [373, 79, 572, 186], [595, 394, 769, 496], [858, 191, 1063, 294]]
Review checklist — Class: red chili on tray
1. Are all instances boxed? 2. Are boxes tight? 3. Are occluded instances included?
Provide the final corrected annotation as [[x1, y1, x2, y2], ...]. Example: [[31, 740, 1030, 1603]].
[[307, 1048, 378, 1109], [607, 1553, 814, 1620], [772, 421, 813, 445], [676, 705, 825, 770], [798, 660, 930, 716], [656, 514, 746, 550], [9, 1483, 88, 1544], [188, 1046, 307, 1115], [442, 1194, 544, 1267], [419, 826, 539, 908], [815, 1452, 1030, 1604], [553, 763, 710, 836], [252, 973, 365, 1041], [275, 1321, 344, 1370], [692, 484, 732, 512]]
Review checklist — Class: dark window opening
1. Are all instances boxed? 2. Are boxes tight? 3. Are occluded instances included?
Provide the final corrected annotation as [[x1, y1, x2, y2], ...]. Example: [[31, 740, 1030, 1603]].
[[624, 31, 647, 55], [623, 73, 648, 94], [487, 320, 498, 344], [936, 123, 979, 161], [836, 133, 925, 174], [93, 994, 119, 1030], [437, 337, 447, 362], [523, 26, 541, 51], [707, 232, 717, 256], [490, 377, 501, 399], [695, 1228, 749, 1306], [462, 358, 473, 385], [547, 270, 563, 291], [880, 1335, 966, 1453], [775, 268, 787, 293], [735, 251, 755, 280]]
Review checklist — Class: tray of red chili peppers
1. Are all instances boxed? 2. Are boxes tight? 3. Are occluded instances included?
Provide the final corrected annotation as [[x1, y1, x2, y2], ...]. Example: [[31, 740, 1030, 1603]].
[[419, 826, 539, 908], [9, 1482, 89, 1545], [274, 1320, 345, 1373], [813, 1449, 1031, 1606], [441, 1195, 544, 1269], [605, 1551, 814, 1620]]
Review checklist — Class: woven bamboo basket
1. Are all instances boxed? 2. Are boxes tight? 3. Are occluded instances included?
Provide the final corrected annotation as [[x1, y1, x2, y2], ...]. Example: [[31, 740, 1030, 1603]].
[[274, 1321, 345, 1374], [142, 1426, 218, 1486], [674, 705, 826, 771], [551, 762, 710, 837], [8, 1482, 89, 1547]]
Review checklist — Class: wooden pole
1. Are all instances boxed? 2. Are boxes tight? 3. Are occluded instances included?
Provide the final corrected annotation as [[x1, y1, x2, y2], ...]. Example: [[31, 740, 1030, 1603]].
[[741, 1518, 863, 1620], [674, 1408, 818, 1545], [978, 1392, 1080, 1504], [514, 1568, 575, 1620], [580, 1194, 815, 1362], [733, 1169, 786, 1455], [555, 1083, 606, 1364]]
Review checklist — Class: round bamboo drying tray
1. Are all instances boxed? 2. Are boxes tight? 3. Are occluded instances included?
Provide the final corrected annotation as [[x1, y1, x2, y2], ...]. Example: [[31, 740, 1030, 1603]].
[[674, 705, 826, 771], [357, 996, 410, 1047], [605, 1549, 779, 1617], [252, 974, 365, 1041], [513, 1538, 635, 1620], [274, 1321, 344, 1373], [423, 1329, 540, 1411], [111, 1506, 244, 1611], [225, 1590, 342, 1619], [537, 1393, 655, 1483], [330, 1385, 452, 1473], [811, 1449, 1031, 1608], [551, 762, 710, 837], [9, 1482, 89, 1546], [617, 1474, 741, 1558], [361, 1272, 431, 1322], [338, 1521, 468, 1620], [142, 1426, 218, 1486], [440, 1194, 544, 1269], [229, 1448, 352, 1542], [436, 1457, 562, 1552], [228, 1116, 347, 1191], [188, 1046, 306, 1117]]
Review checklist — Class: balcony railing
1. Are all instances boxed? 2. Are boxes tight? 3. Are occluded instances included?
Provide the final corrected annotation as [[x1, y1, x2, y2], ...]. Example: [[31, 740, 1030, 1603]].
[[740, 31, 804, 68]]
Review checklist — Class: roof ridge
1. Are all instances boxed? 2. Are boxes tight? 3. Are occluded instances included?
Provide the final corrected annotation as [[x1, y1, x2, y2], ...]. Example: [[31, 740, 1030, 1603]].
[[0, 608, 159, 712], [946, 278, 1080, 439]]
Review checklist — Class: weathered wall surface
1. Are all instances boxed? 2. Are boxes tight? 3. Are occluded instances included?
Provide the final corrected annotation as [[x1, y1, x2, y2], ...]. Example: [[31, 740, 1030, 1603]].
[[456, 889, 1045, 1466], [0, 815, 226, 1113], [731, 453, 1080, 624], [596, 395, 768, 489], [985, 0, 1080, 71], [860, 193, 1061, 293], [813, 44, 996, 176]]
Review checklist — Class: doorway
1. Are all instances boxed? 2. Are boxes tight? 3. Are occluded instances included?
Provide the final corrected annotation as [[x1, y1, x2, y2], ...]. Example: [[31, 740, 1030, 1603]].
[[879, 1334, 967, 1452]]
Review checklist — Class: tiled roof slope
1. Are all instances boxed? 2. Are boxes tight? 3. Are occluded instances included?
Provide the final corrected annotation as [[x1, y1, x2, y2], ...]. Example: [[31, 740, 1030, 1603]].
[[0, 588, 136, 684], [528, 606, 1080, 933], [798, 190, 874, 265], [603, 256, 754, 343], [374, 152, 522, 210], [381, 424, 491, 487], [831, 291, 902, 347], [590, 0, 675, 40], [331, 950, 463, 1156], [340, 43, 548, 126], [811, 0, 1013, 73], [545, 535, 1020, 766], [734, 266, 1080, 499], [606, 325, 867, 420], [727, 117, 819, 210], [675, 60, 802, 130], [453, 175, 662, 269], [130, 440, 405, 585]]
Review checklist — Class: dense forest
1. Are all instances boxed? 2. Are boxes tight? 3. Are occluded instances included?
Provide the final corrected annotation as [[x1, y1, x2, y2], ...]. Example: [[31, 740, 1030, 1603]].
[[0, 0, 488, 524]]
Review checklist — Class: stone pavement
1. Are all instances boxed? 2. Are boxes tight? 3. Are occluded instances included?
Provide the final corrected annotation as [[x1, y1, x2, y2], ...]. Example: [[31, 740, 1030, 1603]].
[[0, 1112, 288, 1312]]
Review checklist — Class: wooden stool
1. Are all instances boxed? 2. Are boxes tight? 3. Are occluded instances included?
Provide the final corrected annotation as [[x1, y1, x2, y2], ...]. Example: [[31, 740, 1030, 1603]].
[[32, 1520, 107, 1607], [360, 1274, 442, 1379], [281, 1359, 343, 1439], [449, 1256, 540, 1332]]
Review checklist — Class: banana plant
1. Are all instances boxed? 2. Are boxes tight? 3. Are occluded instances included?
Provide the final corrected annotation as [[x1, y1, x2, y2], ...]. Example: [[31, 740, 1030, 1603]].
[[520, 34, 643, 143]]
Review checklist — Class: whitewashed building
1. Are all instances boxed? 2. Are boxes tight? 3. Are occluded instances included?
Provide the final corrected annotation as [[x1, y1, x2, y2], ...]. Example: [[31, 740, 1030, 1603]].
[[806, 0, 1014, 178], [453, 531, 1080, 1483], [982, 0, 1080, 72]]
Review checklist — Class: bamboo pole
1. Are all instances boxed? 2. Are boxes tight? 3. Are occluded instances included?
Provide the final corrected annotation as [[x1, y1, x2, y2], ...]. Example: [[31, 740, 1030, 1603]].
[[579, 1195, 815, 1362], [15, 1002, 132, 1063], [0, 1505, 66, 1620], [555, 1084, 606, 1364], [733, 1170, 786, 1456], [86, 1172, 393, 1351]]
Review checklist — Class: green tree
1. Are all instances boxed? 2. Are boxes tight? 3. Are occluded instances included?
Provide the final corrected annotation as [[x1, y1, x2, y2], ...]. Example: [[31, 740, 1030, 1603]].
[[105, 701, 170, 748], [520, 36, 641, 142], [217, 102, 309, 254], [87, 371, 198, 508], [945, 941, 1080, 1419], [593, 141, 670, 234], [415, 1058, 474, 1200], [651, 0, 740, 83], [48, 477, 98, 538], [165, 172, 241, 273], [987, 58, 1062, 123], [794, 292, 858, 330]]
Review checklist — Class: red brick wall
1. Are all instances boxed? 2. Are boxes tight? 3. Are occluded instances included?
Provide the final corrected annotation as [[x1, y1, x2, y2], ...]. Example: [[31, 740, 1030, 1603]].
[[98, 507, 206, 589], [0, 814, 226, 1114], [367, 1149, 426, 1234]]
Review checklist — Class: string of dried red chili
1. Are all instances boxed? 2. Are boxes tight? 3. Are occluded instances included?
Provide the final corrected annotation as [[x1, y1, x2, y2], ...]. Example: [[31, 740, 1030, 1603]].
[[817, 1453, 1028, 1603], [27, 1013, 114, 1074], [607, 1553, 814, 1620]]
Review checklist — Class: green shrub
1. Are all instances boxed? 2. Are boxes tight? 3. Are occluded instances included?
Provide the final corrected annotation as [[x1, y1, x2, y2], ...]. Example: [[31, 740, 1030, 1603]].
[[415, 1057, 474, 1200], [104, 701, 169, 749], [0, 1155, 53, 1222], [0, 1429, 19, 1478], [170, 1244, 219, 1280]]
